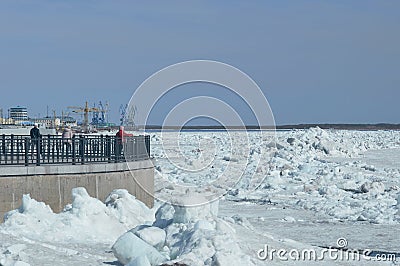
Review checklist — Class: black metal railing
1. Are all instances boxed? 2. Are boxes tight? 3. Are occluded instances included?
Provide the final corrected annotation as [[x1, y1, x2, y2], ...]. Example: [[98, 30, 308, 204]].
[[0, 134, 150, 166]]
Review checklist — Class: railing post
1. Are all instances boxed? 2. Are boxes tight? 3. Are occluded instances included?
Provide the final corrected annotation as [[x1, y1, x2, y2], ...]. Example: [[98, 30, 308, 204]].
[[124, 137, 130, 161], [2, 134, 6, 163], [56, 137, 60, 162], [18, 136, 23, 164], [135, 136, 139, 161], [145, 135, 150, 158], [51, 135, 55, 162], [24, 137, 29, 166], [36, 137, 40, 166], [72, 135, 76, 165], [61, 136, 65, 162], [47, 134, 51, 162], [128, 137, 133, 161], [79, 135, 85, 164], [10, 134, 14, 164], [106, 135, 111, 163], [100, 135, 104, 161], [1, 134, 4, 156], [115, 135, 118, 163]]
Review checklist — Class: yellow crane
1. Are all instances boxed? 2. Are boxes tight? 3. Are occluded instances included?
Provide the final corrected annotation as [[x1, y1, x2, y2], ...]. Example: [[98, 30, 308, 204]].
[[67, 101, 99, 132]]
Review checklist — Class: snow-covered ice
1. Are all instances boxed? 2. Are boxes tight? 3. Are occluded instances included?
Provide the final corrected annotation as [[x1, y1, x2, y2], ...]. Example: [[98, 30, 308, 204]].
[[0, 128, 399, 265], [0, 188, 154, 265]]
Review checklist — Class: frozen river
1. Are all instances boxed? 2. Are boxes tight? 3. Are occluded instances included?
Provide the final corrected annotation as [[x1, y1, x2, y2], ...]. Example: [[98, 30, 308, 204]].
[[1, 128, 399, 265]]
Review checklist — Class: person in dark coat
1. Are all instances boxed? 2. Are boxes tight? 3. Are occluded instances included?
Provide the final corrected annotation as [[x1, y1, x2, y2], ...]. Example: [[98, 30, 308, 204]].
[[30, 124, 41, 154]]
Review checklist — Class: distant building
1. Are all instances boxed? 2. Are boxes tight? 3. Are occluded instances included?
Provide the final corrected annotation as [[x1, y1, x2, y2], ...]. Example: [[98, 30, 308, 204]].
[[31, 116, 77, 128], [0, 117, 14, 125], [9, 106, 28, 124], [59, 116, 77, 127], [31, 117, 60, 128], [3, 106, 78, 128]]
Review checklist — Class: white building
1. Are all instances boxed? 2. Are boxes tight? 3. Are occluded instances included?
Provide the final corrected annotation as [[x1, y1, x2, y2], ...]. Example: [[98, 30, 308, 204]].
[[9, 106, 28, 124]]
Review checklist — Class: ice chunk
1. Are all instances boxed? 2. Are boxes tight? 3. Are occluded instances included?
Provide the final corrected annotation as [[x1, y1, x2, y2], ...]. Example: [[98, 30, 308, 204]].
[[135, 227, 166, 250], [112, 231, 166, 265], [105, 189, 154, 227], [287, 137, 296, 144], [5, 244, 26, 255], [282, 216, 296, 223], [222, 156, 238, 162], [312, 140, 335, 154], [173, 201, 219, 224], [18, 194, 53, 215], [13, 262, 31, 266], [318, 186, 339, 195], [360, 181, 385, 194], [194, 220, 215, 231], [153, 203, 174, 228]]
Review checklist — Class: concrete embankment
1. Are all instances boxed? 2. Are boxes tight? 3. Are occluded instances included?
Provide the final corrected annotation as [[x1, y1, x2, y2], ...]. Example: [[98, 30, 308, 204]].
[[0, 160, 154, 217]]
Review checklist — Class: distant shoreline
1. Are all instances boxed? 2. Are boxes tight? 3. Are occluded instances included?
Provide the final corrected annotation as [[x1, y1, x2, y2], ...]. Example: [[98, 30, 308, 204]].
[[143, 124, 400, 131]]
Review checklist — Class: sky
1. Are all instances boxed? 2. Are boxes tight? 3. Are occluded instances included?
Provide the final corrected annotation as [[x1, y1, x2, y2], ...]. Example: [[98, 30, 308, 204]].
[[0, 0, 399, 126]]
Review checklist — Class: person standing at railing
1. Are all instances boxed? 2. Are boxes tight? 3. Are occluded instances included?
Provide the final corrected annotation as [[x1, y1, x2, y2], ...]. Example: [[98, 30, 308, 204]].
[[62, 126, 74, 156], [115, 126, 133, 158], [30, 124, 41, 155]]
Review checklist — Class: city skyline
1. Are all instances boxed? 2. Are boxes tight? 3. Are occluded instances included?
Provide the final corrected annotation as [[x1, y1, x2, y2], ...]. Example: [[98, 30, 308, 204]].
[[0, 103, 114, 126]]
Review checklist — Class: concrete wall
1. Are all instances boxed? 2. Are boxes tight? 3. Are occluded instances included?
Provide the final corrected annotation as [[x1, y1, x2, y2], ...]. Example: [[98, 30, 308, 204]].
[[0, 160, 154, 218]]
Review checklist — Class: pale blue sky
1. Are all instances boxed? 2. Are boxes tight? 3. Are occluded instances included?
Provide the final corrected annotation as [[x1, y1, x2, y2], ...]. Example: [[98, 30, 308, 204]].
[[0, 1, 399, 125]]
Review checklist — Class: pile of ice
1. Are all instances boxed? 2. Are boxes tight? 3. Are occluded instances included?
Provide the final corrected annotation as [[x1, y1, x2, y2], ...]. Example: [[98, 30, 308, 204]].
[[1, 188, 154, 244], [152, 128, 400, 225], [296, 176, 400, 224], [0, 244, 30, 266], [257, 129, 400, 224], [0, 188, 254, 265], [0, 188, 155, 265], [112, 200, 254, 265], [232, 128, 400, 224], [151, 128, 400, 193], [263, 127, 397, 163]]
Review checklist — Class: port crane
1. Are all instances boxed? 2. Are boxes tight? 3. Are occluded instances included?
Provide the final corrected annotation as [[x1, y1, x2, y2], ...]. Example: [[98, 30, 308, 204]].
[[99, 101, 109, 124], [68, 101, 99, 132], [119, 104, 136, 128], [92, 101, 109, 126]]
